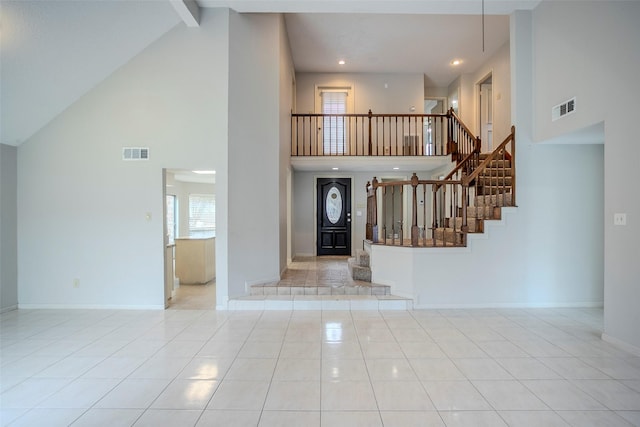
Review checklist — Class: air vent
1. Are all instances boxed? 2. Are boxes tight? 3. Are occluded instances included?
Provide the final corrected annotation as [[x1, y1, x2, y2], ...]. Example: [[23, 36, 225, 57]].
[[552, 97, 576, 121], [122, 147, 149, 161]]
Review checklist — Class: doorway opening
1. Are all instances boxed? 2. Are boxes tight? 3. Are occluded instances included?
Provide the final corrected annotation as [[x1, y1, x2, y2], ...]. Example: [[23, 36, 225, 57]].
[[424, 97, 447, 155], [163, 169, 217, 309], [477, 73, 493, 152]]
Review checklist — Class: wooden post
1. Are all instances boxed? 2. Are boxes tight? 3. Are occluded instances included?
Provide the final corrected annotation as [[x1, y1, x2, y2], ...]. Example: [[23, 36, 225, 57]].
[[366, 181, 372, 241], [461, 184, 469, 235], [368, 109, 373, 155], [510, 125, 516, 207], [411, 173, 419, 247]]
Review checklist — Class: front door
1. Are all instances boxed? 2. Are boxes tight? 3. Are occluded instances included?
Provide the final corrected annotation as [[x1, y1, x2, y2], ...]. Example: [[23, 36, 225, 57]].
[[317, 178, 351, 256]]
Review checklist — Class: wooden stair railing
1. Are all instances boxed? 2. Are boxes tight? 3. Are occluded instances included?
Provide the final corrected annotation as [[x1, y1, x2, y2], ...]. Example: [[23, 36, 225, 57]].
[[463, 126, 516, 207], [366, 175, 469, 247], [448, 108, 481, 163], [366, 125, 516, 249]]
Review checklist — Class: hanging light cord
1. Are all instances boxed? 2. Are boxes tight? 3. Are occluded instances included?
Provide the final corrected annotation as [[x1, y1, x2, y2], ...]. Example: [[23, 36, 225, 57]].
[[482, 0, 485, 52]]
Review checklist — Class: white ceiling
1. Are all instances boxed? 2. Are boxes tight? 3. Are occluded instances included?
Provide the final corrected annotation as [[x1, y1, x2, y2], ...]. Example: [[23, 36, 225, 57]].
[[285, 13, 510, 86], [0, 0, 540, 147]]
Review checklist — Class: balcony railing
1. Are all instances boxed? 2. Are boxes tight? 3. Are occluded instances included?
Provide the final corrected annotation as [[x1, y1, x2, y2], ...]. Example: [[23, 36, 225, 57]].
[[291, 110, 450, 157]]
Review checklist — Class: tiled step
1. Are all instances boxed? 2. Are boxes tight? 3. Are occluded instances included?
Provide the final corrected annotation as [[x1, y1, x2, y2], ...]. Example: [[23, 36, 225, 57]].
[[228, 294, 413, 311], [250, 282, 389, 296]]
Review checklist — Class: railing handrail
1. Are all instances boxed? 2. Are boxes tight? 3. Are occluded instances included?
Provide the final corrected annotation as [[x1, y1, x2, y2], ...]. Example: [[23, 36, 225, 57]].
[[373, 178, 464, 188], [463, 126, 516, 185], [292, 109, 451, 157], [292, 111, 448, 119], [448, 108, 476, 142], [439, 150, 478, 184]]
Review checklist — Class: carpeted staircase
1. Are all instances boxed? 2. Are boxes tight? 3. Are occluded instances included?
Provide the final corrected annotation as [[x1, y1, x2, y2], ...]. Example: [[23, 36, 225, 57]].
[[435, 153, 513, 245], [348, 250, 372, 282]]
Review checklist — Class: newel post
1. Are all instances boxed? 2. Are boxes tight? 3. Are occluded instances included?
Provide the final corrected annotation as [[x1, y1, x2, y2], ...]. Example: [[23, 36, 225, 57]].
[[461, 183, 469, 232], [366, 177, 379, 242], [510, 125, 516, 207], [367, 109, 373, 155], [411, 173, 419, 247]]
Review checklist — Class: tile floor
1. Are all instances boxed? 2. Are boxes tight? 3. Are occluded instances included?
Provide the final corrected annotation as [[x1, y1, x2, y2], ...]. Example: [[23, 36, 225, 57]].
[[168, 282, 216, 311], [2, 306, 640, 426]]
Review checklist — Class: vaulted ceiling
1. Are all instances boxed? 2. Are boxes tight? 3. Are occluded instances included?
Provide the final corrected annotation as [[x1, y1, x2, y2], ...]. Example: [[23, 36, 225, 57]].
[[0, 0, 540, 146]]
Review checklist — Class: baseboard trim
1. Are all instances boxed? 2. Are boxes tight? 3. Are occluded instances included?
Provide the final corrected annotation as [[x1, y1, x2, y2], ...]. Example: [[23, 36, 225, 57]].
[[601, 333, 640, 357], [0, 305, 18, 314], [18, 303, 165, 310], [412, 301, 604, 310]]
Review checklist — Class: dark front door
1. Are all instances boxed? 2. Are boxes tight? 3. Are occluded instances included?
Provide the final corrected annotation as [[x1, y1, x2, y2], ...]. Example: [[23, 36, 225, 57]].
[[317, 178, 351, 256]]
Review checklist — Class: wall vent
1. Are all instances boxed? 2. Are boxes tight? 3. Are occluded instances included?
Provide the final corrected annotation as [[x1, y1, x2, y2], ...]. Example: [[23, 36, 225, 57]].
[[122, 147, 149, 161], [551, 97, 576, 121]]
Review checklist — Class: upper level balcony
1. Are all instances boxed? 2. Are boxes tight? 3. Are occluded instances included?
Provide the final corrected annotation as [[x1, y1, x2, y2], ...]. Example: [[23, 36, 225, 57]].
[[290, 109, 477, 172]]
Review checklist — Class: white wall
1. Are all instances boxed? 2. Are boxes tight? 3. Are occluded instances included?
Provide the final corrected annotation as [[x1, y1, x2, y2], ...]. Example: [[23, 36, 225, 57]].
[[0, 144, 18, 312], [17, 9, 229, 308], [463, 41, 512, 144], [279, 15, 295, 275], [370, 10, 604, 310], [296, 72, 424, 114], [532, 1, 640, 351], [372, 143, 604, 307], [226, 12, 283, 298]]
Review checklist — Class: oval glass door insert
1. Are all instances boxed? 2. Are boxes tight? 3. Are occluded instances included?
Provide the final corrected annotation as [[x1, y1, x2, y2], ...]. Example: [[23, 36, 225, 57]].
[[326, 187, 342, 224]]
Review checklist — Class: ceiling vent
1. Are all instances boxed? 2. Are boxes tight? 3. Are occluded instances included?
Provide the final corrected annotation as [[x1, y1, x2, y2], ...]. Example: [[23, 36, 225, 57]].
[[122, 147, 149, 161], [552, 97, 576, 121]]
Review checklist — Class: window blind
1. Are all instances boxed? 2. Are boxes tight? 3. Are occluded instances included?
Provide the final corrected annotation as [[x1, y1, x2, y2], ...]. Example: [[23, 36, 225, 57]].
[[188, 194, 215, 237], [321, 91, 348, 155]]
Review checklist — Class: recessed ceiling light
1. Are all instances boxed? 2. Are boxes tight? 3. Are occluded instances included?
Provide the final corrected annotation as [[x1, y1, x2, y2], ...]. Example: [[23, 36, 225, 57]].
[[338, 60, 346, 65], [393, 167, 400, 170], [450, 59, 462, 66], [332, 167, 339, 170], [193, 170, 216, 175]]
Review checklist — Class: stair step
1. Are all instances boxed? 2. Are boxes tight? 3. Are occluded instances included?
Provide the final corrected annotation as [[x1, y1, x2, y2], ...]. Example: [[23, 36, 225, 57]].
[[475, 192, 513, 207], [477, 176, 513, 186], [249, 282, 389, 296], [482, 159, 511, 168], [477, 187, 512, 195], [356, 249, 370, 267], [479, 168, 512, 177], [434, 228, 465, 245], [348, 257, 372, 282], [449, 217, 483, 233], [466, 205, 501, 220]]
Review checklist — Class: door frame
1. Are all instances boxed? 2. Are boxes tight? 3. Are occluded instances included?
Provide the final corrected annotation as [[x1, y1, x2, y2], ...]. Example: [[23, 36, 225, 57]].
[[475, 71, 494, 153], [313, 174, 355, 256]]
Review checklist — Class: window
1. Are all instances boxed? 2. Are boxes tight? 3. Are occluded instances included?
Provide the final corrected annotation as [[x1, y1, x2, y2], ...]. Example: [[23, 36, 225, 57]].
[[321, 90, 348, 155], [188, 194, 215, 238], [166, 194, 177, 244]]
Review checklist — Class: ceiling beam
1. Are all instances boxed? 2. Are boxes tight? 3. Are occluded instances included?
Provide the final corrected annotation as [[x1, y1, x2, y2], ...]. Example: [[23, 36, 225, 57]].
[[170, 0, 200, 27]]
